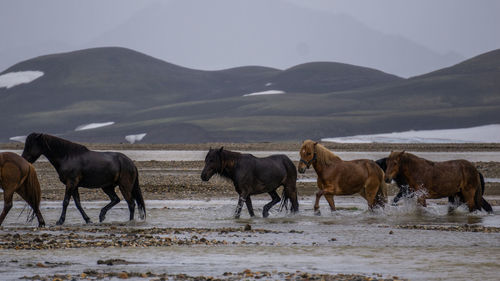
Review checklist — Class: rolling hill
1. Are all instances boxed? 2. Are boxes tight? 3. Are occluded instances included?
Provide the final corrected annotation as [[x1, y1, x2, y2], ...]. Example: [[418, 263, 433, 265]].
[[0, 47, 498, 143]]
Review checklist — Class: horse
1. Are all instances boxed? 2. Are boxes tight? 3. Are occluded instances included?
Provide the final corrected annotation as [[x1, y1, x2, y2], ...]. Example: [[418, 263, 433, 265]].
[[384, 151, 492, 213], [377, 157, 490, 211], [298, 140, 386, 214], [22, 133, 146, 225], [201, 147, 299, 218], [0, 152, 45, 227], [376, 157, 411, 205]]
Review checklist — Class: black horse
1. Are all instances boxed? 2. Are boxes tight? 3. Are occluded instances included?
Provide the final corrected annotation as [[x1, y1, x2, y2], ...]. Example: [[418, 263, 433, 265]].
[[376, 157, 490, 212], [22, 133, 146, 225], [376, 157, 410, 205], [201, 147, 299, 218]]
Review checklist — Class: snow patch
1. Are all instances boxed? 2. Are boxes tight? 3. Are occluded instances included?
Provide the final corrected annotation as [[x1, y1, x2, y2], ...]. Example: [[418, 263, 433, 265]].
[[0, 71, 44, 89], [322, 124, 500, 143], [125, 133, 147, 144], [265, 82, 273, 87], [75, 122, 115, 131], [9, 136, 27, 143], [243, 90, 285, 97]]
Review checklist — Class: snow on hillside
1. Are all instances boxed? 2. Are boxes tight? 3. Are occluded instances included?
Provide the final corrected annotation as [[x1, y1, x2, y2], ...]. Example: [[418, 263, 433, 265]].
[[243, 90, 285, 97], [9, 136, 27, 143], [75, 122, 115, 131], [322, 124, 500, 143], [0, 71, 44, 89], [125, 133, 147, 144]]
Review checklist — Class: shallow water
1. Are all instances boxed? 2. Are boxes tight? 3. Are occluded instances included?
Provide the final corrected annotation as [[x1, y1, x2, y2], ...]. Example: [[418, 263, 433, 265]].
[[1, 197, 499, 280]]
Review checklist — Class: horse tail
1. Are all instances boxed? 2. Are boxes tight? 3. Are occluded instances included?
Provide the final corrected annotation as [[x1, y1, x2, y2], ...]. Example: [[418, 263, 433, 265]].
[[479, 172, 485, 195], [22, 165, 42, 223], [279, 156, 299, 213], [131, 171, 146, 220], [376, 181, 387, 207], [478, 172, 493, 213], [279, 187, 289, 212]]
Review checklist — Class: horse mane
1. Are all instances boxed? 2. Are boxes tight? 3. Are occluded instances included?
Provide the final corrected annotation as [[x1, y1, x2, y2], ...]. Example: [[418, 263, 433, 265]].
[[314, 143, 342, 166], [402, 152, 434, 166], [39, 134, 89, 157], [220, 149, 241, 177]]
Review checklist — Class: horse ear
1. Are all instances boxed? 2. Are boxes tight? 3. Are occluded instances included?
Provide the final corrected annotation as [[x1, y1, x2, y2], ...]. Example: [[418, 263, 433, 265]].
[[313, 141, 318, 146], [219, 147, 224, 153]]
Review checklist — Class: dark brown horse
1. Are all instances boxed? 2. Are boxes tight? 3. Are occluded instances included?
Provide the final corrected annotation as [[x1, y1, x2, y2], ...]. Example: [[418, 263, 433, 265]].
[[22, 133, 146, 225], [0, 152, 45, 227], [298, 140, 386, 214], [201, 147, 299, 218], [384, 151, 492, 213]]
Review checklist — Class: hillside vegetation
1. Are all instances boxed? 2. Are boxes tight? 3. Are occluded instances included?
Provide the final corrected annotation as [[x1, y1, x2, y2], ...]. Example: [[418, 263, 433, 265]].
[[0, 47, 498, 143]]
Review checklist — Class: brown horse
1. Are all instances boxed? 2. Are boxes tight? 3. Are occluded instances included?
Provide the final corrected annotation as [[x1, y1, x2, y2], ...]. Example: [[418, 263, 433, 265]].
[[298, 140, 386, 214], [0, 152, 45, 227], [384, 151, 492, 213]]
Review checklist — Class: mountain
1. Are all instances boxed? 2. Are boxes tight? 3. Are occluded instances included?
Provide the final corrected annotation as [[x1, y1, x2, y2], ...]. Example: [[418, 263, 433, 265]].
[[0, 47, 406, 143]]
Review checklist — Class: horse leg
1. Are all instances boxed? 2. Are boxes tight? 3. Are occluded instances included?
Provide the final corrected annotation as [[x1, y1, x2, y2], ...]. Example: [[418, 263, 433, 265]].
[[314, 190, 324, 215], [245, 196, 255, 217], [416, 195, 427, 208], [71, 188, 92, 224], [56, 182, 77, 225], [0, 189, 15, 226], [234, 195, 246, 219], [99, 186, 120, 222], [323, 192, 336, 212], [263, 190, 281, 218], [392, 189, 404, 206], [118, 185, 135, 221], [461, 186, 478, 212], [447, 194, 463, 214]]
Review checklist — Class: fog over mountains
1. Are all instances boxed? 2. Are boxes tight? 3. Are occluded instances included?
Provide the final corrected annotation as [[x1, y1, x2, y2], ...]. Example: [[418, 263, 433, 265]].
[[2, 0, 498, 77]]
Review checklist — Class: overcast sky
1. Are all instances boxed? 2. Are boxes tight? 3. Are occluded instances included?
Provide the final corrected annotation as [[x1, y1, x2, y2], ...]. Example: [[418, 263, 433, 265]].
[[1, 0, 499, 76]]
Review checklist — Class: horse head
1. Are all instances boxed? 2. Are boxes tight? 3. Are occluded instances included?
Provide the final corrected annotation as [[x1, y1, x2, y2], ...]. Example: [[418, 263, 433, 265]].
[[22, 133, 44, 163], [201, 147, 224, 181], [298, 140, 317, 173], [384, 151, 405, 183]]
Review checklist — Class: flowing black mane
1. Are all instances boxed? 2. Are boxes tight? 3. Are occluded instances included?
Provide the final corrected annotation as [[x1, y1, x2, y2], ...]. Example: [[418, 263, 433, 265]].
[[218, 150, 242, 180], [38, 134, 89, 157]]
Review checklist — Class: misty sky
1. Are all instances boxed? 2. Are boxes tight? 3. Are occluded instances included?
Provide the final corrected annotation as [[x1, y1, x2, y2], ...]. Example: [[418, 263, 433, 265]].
[[0, 0, 499, 77]]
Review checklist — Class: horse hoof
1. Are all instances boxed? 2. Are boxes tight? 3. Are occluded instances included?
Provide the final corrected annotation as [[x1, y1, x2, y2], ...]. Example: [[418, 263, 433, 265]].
[[263, 212, 269, 218], [314, 211, 321, 216], [56, 220, 64, 226], [85, 220, 93, 224]]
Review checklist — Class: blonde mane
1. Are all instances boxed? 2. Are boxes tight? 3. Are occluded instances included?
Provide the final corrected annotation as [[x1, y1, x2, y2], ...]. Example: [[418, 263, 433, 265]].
[[315, 143, 342, 165]]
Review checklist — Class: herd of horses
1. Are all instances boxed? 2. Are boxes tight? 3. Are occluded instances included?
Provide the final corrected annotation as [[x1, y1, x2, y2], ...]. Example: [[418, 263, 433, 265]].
[[0, 133, 493, 227]]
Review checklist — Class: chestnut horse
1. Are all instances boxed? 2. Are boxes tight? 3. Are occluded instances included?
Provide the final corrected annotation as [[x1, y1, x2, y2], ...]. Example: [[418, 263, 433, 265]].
[[384, 151, 492, 213], [0, 152, 45, 227], [298, 140, 386, 214]]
